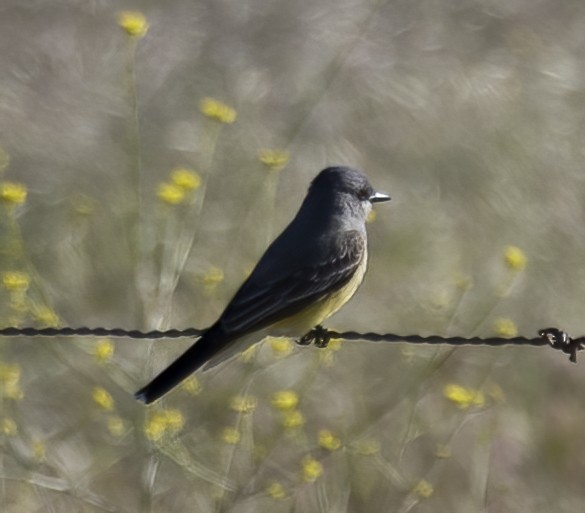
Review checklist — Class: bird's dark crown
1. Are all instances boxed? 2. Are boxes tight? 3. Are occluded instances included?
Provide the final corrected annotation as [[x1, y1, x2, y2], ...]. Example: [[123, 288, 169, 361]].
[[310, 166, 374, 201]]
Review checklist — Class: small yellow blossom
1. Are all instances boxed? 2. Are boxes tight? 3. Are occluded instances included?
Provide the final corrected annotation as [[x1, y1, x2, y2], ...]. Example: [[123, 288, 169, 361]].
[[32, 440, 46, 461], [94, 339, 114, 363], [271, 390, 299, 410], [494, 318, 518, 337], [443, 384, 485, 409], [92, 387, 115, 411], [107, 416, 125, 437], [0, 182, 27, 204], [435, 444, 452, 459], [181, 375, 201, 395], [301, 456, 323, 482], [258, 149, 289, 171], [0, 363, 22, 400], [171, 167, 201, 191], [318, 429, 341, 451], [221, 427, 241, 445], [266, 481, 287, 500], [164, 409, 185, 431], [0, 363, 21, 387], [281, 410, 305, 428], [230, 395, 257, 414], [117, 11, 149, 38], [268, 337, 293, 357], [355, 437, 380, 456], [1, 418, 18, 436], [401, 346, 416, 362], [366, 210, 377, 223], [238, 343, 258, 363], [199, 97, 237, 124], [157, 182, 185, 205], [33, 306, 60, 326], [504, 246, 527, 272], [144, 414, 166, 442], [413, 479, 434, 498], [144, 409, 185, 441], [2, 271, 30, 292], [200, 266, 224, 291]]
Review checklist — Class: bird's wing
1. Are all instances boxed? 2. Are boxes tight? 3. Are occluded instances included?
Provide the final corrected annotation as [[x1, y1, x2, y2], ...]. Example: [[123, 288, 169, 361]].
[[218, 230, 366, 336]]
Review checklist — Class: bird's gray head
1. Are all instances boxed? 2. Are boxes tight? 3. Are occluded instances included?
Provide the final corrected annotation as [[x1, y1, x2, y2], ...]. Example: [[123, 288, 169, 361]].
[[308, 166, 390, 223]]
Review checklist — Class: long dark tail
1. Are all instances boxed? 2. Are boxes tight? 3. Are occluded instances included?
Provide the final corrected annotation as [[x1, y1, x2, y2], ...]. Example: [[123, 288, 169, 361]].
[[135, 326, 227, 404]]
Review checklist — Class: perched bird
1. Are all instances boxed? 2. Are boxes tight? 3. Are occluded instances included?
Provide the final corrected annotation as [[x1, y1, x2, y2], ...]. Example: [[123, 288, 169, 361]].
[[135, 166, 390, 403]]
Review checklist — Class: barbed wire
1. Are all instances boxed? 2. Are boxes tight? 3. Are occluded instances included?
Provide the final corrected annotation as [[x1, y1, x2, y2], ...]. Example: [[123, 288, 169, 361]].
[[0, 325, 582, 363]]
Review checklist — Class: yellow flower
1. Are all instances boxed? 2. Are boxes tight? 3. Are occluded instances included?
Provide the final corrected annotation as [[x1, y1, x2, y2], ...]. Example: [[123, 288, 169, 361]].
[[181, 375, 201, 395], [0, 363, 22, 400], [443, 384, 485, 409], [2, 271, 30, 292], [200, 266, 224, 287], [0, 182, 27, 204], [221, 427, 241, 445], [92, 387, 115, 411], [157, 182, 185, 205], [494, 318, 518, 337], [144, 409, 185, 441], [144, 414, 166, 442], [318, 429, 341, 451], [94, 339, 114, 363], [117, 11, 149, 38], [271, 390, 299, 410], [301, 456, 323, 482], [281, 410, 305, 428], [1, 418, 18, 436], [258, 149, 289, 171], [504, 246, 527, 272], [266, 481, 287, 500], [435, 444, 452, 459], [238, 343, 258, 363], [33, 306, 60, 327], [164, 409, 185, 431], [268, 337, 293, 357], [230, 395, 257, 414], [171, 168, 201, 191], [199, 97, 237, 124], [107, 416, 125, 437], [354, 437, 380, 456], [32, 440, 46, 461], [413, 479, 434, 498]]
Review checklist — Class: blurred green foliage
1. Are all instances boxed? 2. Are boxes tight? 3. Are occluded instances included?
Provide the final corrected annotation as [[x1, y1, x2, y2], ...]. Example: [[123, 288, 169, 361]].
[[1, 0, 585, 511]]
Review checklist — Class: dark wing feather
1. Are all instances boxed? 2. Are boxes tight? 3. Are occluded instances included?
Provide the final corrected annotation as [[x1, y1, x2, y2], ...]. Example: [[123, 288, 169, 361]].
[[218, 230, 365, 336]]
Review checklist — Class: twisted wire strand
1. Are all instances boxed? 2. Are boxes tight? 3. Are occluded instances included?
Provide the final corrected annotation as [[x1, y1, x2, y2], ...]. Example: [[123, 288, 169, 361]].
[[0, 326, 581, 361]]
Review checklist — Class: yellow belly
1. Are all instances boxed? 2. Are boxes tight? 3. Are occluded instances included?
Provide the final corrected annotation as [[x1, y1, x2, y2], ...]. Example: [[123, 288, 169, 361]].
[[270, 249, 368, 336]]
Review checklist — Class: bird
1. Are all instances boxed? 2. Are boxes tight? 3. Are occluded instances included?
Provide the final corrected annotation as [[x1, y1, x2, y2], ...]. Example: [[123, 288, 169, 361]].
[[135, 166, 390, 404]]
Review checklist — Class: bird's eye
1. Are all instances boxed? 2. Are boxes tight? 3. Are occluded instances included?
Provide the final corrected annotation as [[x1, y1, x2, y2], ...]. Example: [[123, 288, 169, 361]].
[[357, 188, 370, 201]]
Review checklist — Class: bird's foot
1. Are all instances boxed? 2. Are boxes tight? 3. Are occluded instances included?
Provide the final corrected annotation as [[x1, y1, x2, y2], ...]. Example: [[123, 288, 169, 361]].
[[297, 325, 331, 348]]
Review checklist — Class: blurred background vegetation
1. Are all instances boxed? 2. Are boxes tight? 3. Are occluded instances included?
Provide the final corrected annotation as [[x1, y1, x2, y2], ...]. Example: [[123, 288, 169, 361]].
[[1, 0, 585, 511]]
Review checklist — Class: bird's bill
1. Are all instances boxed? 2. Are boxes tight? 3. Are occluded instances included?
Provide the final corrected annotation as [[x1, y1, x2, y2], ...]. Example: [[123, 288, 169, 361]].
[[369, 191, 391, 203]]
